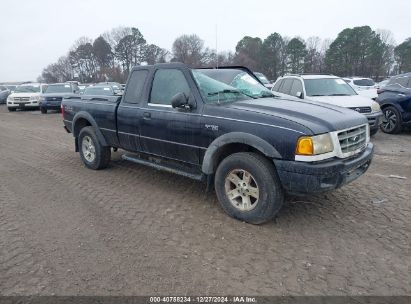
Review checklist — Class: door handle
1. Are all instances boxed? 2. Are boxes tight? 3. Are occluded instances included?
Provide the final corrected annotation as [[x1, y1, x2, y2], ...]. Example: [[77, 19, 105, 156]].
[[143, 112, 151, 119]]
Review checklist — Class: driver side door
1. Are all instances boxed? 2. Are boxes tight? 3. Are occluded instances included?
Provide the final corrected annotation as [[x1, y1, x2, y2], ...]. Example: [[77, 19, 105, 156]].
[[139, 68, 204, 165]]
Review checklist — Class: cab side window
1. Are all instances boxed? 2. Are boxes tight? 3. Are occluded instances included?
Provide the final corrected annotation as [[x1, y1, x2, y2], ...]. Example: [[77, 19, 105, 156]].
[[149, 69, 190, 105], [124, 69, 149, 103]]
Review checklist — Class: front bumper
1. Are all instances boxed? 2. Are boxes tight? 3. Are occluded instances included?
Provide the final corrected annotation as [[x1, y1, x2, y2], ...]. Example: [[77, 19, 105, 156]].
[[40, 100, 62, 110], [274, 143, 374, 195], [365, 111, 382, 130], [7, 101, 40, 108]]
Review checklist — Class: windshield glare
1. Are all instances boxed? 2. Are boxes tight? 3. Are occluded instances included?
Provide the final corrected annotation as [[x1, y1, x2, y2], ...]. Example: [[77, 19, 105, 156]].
[[45, 84, 72, 94], [193, 69, 274, 104], [304, 78, 357, 96], [14, 85, 41, 93]]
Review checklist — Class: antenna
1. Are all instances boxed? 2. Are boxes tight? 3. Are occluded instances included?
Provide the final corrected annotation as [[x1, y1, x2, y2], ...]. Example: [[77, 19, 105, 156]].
[[215, 24, 218, 68]]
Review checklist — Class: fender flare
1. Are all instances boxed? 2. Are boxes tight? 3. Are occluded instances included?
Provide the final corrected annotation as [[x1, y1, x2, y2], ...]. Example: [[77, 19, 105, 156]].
[[201, 132, 281, 174], [72, 111, 108, 146]]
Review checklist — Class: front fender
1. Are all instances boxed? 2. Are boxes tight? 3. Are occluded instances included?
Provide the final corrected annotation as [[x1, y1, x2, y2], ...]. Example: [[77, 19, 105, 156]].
[[72, 111, 108, 146], [201, 132, 282, 174]]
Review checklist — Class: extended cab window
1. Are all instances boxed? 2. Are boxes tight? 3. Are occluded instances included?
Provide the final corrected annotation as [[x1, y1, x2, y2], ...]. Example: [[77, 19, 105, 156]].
[[124, 70, 148, 103], [150, 69, 190, 105]]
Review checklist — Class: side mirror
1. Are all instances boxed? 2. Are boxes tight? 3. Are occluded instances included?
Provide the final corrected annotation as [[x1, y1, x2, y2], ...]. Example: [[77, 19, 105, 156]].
[[296, 91, 303, 99], [171, 92, 195, 110]]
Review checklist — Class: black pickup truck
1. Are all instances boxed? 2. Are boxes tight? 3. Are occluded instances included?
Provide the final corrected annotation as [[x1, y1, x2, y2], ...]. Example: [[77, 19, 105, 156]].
[[62, 63, 374, 224]]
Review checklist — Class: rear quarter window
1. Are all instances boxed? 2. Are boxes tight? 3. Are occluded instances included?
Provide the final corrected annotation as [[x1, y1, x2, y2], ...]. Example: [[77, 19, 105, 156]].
[[272, 79, 283, 92], [280, 78, 294, 95]]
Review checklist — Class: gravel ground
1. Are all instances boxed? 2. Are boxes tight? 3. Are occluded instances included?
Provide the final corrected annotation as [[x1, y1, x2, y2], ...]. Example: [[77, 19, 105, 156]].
[[0, 105, 409, 296]]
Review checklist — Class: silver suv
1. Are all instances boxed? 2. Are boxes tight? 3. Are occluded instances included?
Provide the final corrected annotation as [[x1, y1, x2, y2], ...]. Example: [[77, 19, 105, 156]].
[[272, 74, 383, 136]]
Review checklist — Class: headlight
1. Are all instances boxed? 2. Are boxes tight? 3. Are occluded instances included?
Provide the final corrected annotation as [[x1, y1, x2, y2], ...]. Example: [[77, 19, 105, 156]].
[[40, 96, 45, 102], [7, 96, 13, 102], [371, 101, 380, 112], [30, 96, 40, 101], [296, 133, 334, 155]]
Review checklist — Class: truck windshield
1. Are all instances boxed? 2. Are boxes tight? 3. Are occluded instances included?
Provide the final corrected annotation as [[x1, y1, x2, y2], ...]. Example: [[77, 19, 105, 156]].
[[14, 85, 41, 93], [45, 84, 72, 93], [193, 69, 275, 103], [192, 70, 250, 104], [304, 78, 357, 96]]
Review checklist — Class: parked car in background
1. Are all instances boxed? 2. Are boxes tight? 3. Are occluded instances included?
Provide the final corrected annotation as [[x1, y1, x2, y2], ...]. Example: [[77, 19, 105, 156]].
[[0, 85, 11, 104], [62, 63, 373, 224], [376, 72, 411, 134], [344, 77, 378, 99], [272, 74, 382, 136], [254, 72, 273, 89], [7, 83, 47, 111], [376, 78, 390, 90], [82, 84, 123, 99], [78, 84, 92, 94], [96, 82, 124, 94], [40, 82, 80, 114]]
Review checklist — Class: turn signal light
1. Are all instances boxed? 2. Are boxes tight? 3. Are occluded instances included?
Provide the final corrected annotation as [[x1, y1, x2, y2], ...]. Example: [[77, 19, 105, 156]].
[[296, 137, 314, 155]]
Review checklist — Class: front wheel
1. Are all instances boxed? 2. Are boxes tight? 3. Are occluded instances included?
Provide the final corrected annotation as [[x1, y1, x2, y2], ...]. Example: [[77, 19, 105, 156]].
[[370, 127, 379, 136], [78, 126, 111, 170], [8, 107, 16, 112], [40, 107, 47, 114], [380, 106, 403, 134], [214, 152, 284, 224]]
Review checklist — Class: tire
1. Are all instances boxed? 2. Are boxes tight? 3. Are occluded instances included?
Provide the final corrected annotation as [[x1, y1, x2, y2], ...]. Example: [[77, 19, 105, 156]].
[[380, 106, 403, 134], [40, 107, 47, 114], [370, 127, 379, 136], [214, 152, 284, 224], [78, 126, 111, 170], [7, 107, 16, 112]]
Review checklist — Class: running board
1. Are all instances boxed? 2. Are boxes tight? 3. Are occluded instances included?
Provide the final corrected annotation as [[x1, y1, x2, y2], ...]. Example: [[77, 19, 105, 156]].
[[122, 154, 205, 181]]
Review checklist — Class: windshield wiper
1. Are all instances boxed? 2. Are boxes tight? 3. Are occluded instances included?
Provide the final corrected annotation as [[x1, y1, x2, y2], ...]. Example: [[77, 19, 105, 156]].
[[208, 89, 242, 96], [259, 92, 275, 98], [208, 89, 256, 99], [309, 94, 326, 96], [329, 93, 350, 96]]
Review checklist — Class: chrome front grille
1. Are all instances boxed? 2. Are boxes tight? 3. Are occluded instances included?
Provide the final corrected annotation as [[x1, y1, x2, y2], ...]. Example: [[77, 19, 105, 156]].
[[349, 107, 372, 114], [338, 125, 367, 154], [46, 96, 63, 102], [14, 97, 30, 102]]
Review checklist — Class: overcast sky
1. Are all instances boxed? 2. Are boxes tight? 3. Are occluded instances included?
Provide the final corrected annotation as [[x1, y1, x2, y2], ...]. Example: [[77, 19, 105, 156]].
[[0, 0, 410, 82]]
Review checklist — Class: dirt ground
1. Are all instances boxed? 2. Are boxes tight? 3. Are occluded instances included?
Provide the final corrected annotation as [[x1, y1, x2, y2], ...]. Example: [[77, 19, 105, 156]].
[[0, 105, 409, 296]]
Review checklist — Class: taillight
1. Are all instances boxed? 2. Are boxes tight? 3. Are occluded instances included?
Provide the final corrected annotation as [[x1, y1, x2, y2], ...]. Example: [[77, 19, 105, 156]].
[[61, 104, 64, 119]]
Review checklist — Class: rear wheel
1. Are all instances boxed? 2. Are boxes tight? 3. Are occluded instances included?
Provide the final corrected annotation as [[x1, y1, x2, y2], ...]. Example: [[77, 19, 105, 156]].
[[78, 126, 111, 170], [380, 106, 403, 134], [214, 152, 284, 224], [40, 107, 47, 114]]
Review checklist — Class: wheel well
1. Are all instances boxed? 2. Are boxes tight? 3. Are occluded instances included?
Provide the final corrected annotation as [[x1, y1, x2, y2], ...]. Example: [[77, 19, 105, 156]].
[[74, 118, 91, 137], [212, 143, 267, 173]]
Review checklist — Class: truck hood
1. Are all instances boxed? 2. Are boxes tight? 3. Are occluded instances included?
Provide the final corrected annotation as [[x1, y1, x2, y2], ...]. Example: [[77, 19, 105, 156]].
[[307, 94, 374, 107], [227, 97, 367, 134]]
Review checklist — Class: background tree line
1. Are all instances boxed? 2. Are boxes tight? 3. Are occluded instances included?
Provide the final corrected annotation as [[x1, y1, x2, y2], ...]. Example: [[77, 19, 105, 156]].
[[39, 25, 411, 83]]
